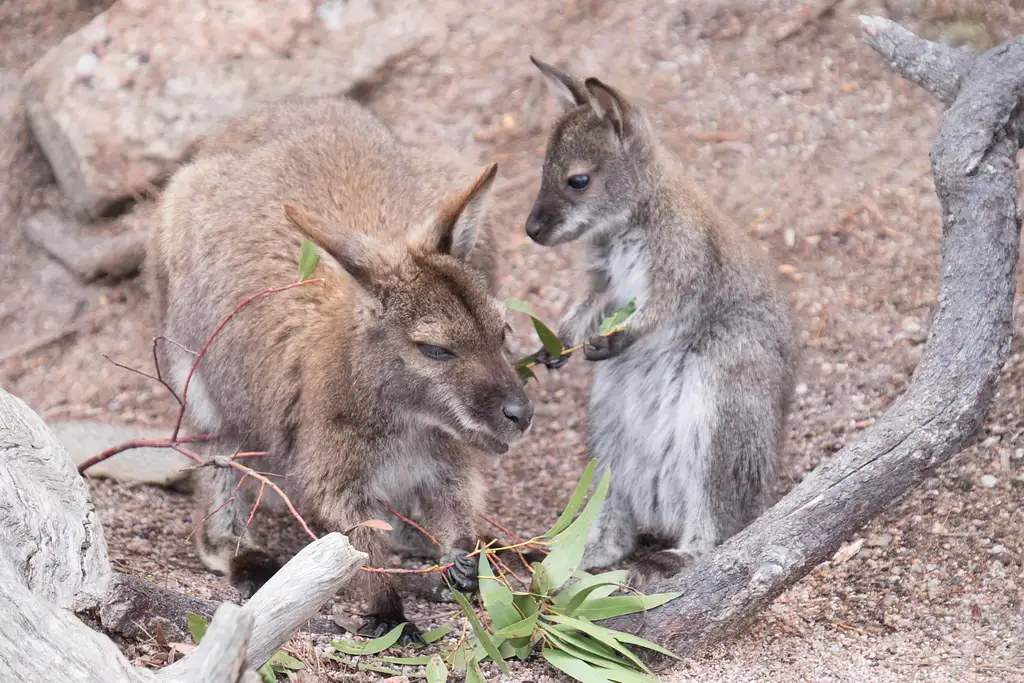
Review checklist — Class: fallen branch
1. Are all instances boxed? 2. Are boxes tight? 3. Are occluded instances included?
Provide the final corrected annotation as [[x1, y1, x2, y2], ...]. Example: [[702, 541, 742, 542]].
[[604, 17, 1024, 664]]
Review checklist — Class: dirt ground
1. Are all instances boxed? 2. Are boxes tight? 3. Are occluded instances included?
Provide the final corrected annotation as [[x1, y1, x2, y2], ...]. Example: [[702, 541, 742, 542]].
[[2, 0, 1024, 681]]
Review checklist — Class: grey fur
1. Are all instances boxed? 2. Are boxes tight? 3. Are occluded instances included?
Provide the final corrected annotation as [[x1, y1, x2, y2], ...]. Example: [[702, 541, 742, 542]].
[[527, 58, 797, 585]]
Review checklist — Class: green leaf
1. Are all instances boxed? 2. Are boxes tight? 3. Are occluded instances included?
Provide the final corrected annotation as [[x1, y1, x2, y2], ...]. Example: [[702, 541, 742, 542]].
[[492, 611, 539, 639], [297, 238, 320, 282], [543, 626, 646, 676], [449, 587, 510, 674], [529, 563, 551, 597], [504, 298, 532, 315], [504, 298, 563, 357], [541, 465, 611, 591], [418, 625, 454, 645], [257, 662, 277, 683], [358, 662, 426, 677], [478, 553, 519, 631], [513, 591, 539, 622], [553, 570, 629, 611], [516, 362, 537, 384], [186, 613, 209, 644], [426, 655, 448, 683], [379, 655, 434, 665], [466, 657, 487, 683], [542, 647, 614, 683], [267, 651, 306, 672], [598, 299, 637, 336], [545, 460, 598, 537], [570, 592, 682, 620], [330, 622, 407, 655], [546, 614, 680, 662], [545, 616, 649, 673], [531, 317, 562, 356], [561, 581, 629, 616]]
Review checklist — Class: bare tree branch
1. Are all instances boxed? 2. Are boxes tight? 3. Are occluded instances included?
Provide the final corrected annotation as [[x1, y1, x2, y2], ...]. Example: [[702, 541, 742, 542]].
[[604, 17, 1024, 663], [859, 15, 976, 106]]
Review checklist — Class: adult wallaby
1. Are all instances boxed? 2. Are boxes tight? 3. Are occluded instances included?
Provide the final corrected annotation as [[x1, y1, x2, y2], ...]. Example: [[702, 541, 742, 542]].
[[147, 97, 534, 642], [526, 58, 796, 586]]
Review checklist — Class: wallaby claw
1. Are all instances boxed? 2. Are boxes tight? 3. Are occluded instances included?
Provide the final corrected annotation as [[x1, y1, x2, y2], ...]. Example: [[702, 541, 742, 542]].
[[535, 346, 570, 370], [584, 329, 633, 361], [441, 549, 479, 593]]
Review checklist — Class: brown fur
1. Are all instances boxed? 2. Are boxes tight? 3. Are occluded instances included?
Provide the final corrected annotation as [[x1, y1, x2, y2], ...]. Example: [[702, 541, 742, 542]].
[[146, 97, 533, 640]]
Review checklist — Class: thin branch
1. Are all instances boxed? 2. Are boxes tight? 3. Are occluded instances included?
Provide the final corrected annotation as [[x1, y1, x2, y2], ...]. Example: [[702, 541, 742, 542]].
[[171, 279, 324, 442], [386, 506, 440, 547], [77, 433, 218, 474]]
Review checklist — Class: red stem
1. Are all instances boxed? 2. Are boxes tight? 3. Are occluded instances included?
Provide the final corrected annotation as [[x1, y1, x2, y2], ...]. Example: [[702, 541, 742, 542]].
[[170, 279, 323, 442], [77, 433, 217, 474]]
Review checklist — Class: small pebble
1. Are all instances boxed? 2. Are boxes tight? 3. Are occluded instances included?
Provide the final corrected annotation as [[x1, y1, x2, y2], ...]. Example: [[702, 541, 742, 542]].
[[980, 474, 997, 488], [795, 382, 808, 396], [866, 532, 893, 548]]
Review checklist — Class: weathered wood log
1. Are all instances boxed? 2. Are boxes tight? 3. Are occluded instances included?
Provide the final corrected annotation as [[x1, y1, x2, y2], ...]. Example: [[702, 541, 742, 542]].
[[603, 17, 1024, 663], [0, 387, 366, 680], [156, 603, 255, 683]]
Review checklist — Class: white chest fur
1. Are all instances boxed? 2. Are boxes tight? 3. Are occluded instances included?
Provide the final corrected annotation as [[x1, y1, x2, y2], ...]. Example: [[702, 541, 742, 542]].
[[603, 233, 650, 311]]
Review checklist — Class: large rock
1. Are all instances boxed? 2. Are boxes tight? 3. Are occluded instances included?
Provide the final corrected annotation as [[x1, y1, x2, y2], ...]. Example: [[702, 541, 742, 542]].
[[21, 0, 447, 220]]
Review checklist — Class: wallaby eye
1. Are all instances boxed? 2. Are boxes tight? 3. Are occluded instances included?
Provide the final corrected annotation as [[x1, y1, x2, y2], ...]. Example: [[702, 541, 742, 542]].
[[418, 343, 457, 361], [567, 174, 591, 191]]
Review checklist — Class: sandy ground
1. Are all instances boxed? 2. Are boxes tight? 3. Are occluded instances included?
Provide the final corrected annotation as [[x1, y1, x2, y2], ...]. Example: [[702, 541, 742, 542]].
[[2, 0, 1023, 681]]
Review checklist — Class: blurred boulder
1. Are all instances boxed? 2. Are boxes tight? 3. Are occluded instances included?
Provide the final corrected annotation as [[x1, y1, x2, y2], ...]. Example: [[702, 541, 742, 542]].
[[21, 0, 447, 220]]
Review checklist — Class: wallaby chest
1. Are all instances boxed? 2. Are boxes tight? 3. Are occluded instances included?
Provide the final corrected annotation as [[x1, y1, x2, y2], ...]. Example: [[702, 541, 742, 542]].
[[588, 231, 650, 312]]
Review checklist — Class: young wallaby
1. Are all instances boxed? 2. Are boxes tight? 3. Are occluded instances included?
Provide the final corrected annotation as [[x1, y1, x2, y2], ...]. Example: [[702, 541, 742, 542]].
[[526, 58, 796, 586], [147, 97, 534, 641]]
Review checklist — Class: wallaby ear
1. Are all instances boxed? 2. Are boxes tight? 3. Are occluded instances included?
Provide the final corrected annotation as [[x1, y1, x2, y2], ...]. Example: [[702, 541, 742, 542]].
[[584, 77, 629, 139], [418, 162, 499, 262], [281, 202, 376, 289], [531, 56, 589, 112]]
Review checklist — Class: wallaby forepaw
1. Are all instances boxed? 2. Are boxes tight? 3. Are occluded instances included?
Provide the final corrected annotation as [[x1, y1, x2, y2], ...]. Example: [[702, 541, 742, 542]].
[[534, 346, 570, 370], [358, 615, 423, 645], [229, 549, 282, 599], [584, 329, 634, 361], [441, 549, 479, 593]]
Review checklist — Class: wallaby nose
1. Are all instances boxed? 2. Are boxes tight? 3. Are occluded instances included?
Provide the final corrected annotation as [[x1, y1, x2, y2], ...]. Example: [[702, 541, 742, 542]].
[[501, 397, 534, 431], [525, 206, 544, 241]]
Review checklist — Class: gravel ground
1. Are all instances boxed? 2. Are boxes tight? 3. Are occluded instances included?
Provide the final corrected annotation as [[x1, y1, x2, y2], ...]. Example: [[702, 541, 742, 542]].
[[2, 1, 1023, 681]]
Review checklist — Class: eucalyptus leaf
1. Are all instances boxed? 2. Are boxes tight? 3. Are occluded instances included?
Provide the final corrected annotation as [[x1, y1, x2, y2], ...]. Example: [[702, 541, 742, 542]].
[[531, 317, 563, 356], [449, 587, 510, 674], [267, 651, 306, 671], [553, 569, 629, 611], [541, 466, 611, 591], [426, 655, 448, 683], [547, 614, 680, 662], [513, 591, 539, 621], [492, 611, 540, 639], [466, 657, 487, 683], [330, 622, 407, 655], [561, 581, 630, 616], [542, 647, 614, 683], [504, 298, 532, 315], [380, 655, 434, 665], [598, 299, 637, 336], [257, 662, 276, 683], [545, 459, 598, 537], [543, 626, 655, 681], [418, 624, 454, 645], [297, 238, 320, 282], [478, 553, 520, 631], [544, 616, 649, 673], [570, 592, 682, 620], [186, 613, 208, 645], [517, 364, 537, 384]]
